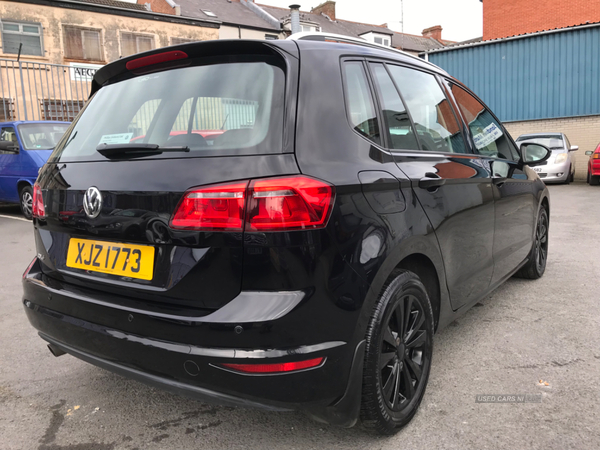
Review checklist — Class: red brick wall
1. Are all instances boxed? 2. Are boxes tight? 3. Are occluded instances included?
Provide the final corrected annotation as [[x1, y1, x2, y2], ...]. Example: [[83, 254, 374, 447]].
[[137, 0, 175, 15], [483, 0, 600, 40]]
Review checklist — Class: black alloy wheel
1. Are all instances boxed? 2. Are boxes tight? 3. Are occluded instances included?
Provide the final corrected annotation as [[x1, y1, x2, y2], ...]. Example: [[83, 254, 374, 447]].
[[20, 185, 33, 220], [361, 270, 434, 435], [515, 207, 549, 279]]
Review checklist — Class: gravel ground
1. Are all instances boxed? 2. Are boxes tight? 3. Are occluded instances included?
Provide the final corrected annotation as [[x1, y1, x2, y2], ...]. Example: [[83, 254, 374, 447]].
[[0, 183, 599, 450]]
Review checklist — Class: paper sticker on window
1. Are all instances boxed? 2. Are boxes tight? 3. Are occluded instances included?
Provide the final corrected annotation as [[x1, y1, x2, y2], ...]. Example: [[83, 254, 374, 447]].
[[473, 123, 503, 150], [98, 133, 133, 145]]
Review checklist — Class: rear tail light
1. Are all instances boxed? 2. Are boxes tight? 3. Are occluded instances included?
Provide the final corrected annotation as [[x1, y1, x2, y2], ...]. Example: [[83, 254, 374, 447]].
[[594, 153, 600, 159], [221, 357, 325, 374], [170, 181, 248, 231], [32, 183, 45, 218], [170, 176, 334, 232], [126, 50, 188, 71], [23, 257, 37, 279]]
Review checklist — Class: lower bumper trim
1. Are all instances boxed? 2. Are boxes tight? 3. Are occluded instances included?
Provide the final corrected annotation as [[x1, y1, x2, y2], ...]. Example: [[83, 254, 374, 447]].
[[39, 333, 292, 412]]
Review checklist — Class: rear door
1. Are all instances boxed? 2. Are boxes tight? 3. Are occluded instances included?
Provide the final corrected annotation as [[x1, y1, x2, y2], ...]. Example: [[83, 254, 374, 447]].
[[445, 82, 537, 285], [35, 44, 299, 312], [369, 62, 495, 310]]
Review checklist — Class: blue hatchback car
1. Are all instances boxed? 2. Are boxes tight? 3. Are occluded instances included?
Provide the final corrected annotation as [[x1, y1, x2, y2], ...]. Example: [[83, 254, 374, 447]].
[[0, 121, 70, 219]]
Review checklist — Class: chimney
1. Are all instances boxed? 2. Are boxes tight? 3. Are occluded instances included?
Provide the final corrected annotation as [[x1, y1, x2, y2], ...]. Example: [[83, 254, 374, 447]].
[[290, 4, 301, 34], [311, 0, 335, 21], [422, 25, 443, 42]]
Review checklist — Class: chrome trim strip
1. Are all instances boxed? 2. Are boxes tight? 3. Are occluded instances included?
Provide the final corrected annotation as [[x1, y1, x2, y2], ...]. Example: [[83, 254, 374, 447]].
[[26, 276, 305, 323]]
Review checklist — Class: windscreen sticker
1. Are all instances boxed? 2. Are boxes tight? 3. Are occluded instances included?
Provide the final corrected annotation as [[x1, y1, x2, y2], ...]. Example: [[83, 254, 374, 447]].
[[472, 123, 503, 150], [98, 133, 133, 145]]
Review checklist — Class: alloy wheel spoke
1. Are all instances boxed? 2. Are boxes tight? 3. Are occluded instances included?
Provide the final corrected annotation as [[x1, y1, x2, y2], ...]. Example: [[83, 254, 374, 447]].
[[405, 355, 422, 382], [383, 326, 396, 348], [394, 302, 404, 339], [406, 329, 427, 348], [391, 362, 401, 408], [401, 363, 415, 401], [403, 296, 413, 339], [379, 351, 396, 370], [382, 363, 397, 401]]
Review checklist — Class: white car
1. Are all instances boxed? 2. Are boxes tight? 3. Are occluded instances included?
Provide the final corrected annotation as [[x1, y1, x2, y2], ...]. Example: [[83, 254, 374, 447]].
[[515, 133, 578, 183]]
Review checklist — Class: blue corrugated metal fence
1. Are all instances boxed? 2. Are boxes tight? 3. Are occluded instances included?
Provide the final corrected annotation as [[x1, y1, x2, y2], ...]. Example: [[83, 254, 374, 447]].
[[428, 25, 600, 122]]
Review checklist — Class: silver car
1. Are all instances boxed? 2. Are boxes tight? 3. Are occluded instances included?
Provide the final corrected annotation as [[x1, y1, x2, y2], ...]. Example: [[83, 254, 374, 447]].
[[515, 133, 578, 183]]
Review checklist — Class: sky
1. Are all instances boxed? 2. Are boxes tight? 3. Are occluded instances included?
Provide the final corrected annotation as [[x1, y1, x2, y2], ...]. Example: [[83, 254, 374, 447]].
[[258, 0, 483, 42]]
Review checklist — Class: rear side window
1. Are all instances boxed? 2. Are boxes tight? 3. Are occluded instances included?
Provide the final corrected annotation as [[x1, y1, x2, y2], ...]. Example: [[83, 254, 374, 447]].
[[342, 62, 381, 146], [387, 65, 466, 154], [369, 63, 418, 150], [449, 84, 519, 161], [51, 59, 285, 162]]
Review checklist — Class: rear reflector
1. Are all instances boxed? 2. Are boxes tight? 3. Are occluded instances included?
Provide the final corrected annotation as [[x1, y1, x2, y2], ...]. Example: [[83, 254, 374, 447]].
[[170, 176, 334, 232], [32, 183, 45, 219], [221, 357, 324, 374], [126, 50, 188, 71]]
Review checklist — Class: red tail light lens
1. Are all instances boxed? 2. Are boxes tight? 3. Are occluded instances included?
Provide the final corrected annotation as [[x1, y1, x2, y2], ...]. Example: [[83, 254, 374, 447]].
[[221, 357, 324, 374], [246, 176, 334, 231], [170, 181, 248, 231], [170, 176, 334, 232], [32, 183, 45, 218]]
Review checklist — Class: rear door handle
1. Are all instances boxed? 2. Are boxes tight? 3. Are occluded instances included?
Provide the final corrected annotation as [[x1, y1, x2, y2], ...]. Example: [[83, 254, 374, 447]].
[[418, 173, 446, 190]]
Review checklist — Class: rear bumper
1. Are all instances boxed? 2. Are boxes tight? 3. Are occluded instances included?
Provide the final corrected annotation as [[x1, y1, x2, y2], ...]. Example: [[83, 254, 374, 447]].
[[22, 259, 364, 426]]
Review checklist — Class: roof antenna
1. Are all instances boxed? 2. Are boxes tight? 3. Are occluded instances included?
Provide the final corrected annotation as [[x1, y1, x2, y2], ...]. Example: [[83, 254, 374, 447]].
[[400, 0, 404, 51]]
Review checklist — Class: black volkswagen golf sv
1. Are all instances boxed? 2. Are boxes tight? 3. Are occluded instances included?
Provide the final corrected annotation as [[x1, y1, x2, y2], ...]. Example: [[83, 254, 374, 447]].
[[23, 34, 551, 435]]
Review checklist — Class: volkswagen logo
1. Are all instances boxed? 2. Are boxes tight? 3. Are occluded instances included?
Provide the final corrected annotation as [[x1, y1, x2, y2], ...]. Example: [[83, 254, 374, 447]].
[[83, 187, 102, 219]]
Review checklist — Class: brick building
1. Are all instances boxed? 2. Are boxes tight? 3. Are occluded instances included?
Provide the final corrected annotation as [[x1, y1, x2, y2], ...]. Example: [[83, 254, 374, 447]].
[[482, 0, 600, 40]]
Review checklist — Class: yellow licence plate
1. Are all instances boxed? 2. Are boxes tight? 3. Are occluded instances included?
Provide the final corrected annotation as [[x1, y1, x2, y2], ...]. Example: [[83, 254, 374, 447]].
[[66, 238, 155, 280]]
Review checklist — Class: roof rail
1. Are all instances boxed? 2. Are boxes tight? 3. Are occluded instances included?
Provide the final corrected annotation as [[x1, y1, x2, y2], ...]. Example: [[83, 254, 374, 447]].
[[286, 31, 445, 73]]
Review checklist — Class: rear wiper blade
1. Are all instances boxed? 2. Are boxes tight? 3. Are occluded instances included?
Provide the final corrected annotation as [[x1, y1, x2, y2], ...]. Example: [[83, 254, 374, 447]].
[[96, 143, 190, 159]]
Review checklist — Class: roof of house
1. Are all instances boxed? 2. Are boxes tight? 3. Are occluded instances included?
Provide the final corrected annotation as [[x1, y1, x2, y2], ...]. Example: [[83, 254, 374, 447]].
[[78, 0, 148, 11], [177, 0, 280, 31], [257, 4, 446, 52]]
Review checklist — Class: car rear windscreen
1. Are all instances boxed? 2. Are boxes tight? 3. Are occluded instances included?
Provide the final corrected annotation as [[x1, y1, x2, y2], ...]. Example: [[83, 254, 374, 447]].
[[50, 58, 285, 162]]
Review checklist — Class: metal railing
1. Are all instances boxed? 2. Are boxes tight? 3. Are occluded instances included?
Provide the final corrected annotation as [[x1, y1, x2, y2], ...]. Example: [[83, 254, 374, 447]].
[[0, 58, 94, 122]]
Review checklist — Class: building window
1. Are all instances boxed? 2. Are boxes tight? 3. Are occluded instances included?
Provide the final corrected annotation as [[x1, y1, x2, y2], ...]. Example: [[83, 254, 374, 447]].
[[300, 24, 319, 32], [1, 21, 43, 56], [121, 32, 154, 57], [63, 26, 102, 61], [40, 99, 85, 121], [265, 34, 279, 40], [373, 36, 390, 46], [201, 9, 217, 17], [170, 37, 195, 46], [0, 98, 15, 121]]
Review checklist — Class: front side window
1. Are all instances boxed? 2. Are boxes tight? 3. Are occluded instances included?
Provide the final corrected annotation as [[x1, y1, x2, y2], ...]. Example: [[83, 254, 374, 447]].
[[369, 63, 418, 150], [0, 126, 18, 153], [121, 32, 154, 57], [2, 21, 43, 56], [18, 123, 69, 150], [50, 59, 285, 162], [343, 62, 381, 145], [388, 65, 465, 153], [63, 26, 102, 61], [450, 83, 519, 160]]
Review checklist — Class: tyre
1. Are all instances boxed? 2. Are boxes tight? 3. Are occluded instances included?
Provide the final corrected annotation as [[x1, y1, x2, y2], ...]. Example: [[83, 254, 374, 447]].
[[19, 185, 33, 220], [564, 166, 571, 184], [514, 207, 549, 279], [569, 170, 574, 183], [360, 270, 434, 435], [591, 175, 600, 186]]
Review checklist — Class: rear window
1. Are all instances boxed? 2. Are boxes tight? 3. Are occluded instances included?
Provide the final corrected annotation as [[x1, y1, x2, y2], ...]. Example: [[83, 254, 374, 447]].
[[50, 58, 285, 162], [18, 123, 70, 149]]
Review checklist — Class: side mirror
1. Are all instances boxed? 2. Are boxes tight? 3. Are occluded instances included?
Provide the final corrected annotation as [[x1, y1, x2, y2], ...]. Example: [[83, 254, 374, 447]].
[[519, 142, 551, 167], [569, 145, 579, 152], [586, 151, 593, 156], [0, 140, 18, 153]]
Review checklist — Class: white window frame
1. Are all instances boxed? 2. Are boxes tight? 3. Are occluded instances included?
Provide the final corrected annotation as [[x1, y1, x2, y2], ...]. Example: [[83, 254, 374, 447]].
[[1, 20, 44, 56]]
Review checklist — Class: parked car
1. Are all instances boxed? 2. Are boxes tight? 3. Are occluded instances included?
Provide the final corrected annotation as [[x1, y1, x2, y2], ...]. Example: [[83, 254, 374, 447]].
[[515, 133, 578, 183], [22, 34, 552, 435], [0, 120, 70, 219], [586, 142, 600, 185]]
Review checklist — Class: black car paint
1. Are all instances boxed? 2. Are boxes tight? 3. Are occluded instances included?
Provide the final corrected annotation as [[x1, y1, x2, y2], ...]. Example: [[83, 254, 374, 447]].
[[22, 38, 549, 427]]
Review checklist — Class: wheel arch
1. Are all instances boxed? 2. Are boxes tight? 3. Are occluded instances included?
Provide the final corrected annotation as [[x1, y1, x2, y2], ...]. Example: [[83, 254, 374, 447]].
[[17, 179, 33, 194]]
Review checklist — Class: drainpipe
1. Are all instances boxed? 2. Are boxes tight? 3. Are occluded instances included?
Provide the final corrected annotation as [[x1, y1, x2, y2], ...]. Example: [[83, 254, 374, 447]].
[[289, 4, 301, 34]]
